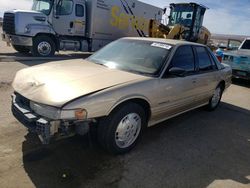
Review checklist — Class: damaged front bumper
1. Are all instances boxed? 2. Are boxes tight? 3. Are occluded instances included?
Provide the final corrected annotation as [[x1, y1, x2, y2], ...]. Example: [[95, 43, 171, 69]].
[[11, 93, 90, 144]]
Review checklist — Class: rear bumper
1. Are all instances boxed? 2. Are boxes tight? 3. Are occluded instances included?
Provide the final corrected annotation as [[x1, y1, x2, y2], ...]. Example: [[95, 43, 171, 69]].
[[2, 33, 32, 46]]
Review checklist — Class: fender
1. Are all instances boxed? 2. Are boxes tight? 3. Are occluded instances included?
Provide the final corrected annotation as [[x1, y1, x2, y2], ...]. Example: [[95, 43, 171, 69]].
[[25, 24, 56, 37], [107, 94, 152, 115]]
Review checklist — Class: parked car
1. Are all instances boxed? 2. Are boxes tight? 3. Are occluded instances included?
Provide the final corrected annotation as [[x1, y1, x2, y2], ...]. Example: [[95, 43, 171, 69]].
[[11, 38, 232, 154], [223, 38, 250, 80]]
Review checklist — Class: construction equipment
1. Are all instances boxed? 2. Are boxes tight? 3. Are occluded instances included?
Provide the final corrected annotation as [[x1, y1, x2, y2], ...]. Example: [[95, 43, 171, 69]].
[[149, 2, 211, 45]]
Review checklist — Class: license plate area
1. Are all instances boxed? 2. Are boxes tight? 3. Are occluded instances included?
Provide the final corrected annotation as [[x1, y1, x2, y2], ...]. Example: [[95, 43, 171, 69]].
[[236, 71, 247, 76]]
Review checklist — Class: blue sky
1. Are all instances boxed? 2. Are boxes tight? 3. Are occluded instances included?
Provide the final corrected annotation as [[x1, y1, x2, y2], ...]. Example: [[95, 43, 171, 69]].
[[0, 0, 250, 35]]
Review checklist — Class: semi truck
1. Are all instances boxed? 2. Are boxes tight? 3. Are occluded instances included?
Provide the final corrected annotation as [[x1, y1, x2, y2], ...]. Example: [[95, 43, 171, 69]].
[[2, 0, 162, 56]]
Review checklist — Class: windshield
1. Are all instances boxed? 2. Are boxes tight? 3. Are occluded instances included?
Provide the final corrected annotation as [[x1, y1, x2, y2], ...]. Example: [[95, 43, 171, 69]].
[[32, 0, 53, 15], [169, 5, 194, 27], [241, 40, 250, 50], [87, 39, 172, 76]]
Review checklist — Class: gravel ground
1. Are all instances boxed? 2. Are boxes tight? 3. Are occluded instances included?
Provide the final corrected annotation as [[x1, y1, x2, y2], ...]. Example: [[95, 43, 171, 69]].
[[0, 59, 249, 188]]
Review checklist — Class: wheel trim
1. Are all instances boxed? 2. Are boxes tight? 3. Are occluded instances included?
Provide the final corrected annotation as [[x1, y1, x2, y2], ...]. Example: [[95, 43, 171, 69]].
[[37, 41, 51, 56], [211, 87, 221, 107], [115, 113, 141, 149]]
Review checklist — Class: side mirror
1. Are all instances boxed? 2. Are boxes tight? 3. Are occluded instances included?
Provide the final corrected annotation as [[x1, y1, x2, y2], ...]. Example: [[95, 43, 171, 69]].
[[168, 67, 186, 77], [53, 1, 60, 18], [53, 8, 59, 18], [163, 8, 167, 14]]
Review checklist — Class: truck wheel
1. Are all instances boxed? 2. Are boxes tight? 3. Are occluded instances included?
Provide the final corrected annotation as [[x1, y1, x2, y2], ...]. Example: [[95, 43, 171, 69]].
[[97, 103, 146, 155], [207, 84, 223, 111], [13, 45, 30, 54], [32, 36, 55, 57]]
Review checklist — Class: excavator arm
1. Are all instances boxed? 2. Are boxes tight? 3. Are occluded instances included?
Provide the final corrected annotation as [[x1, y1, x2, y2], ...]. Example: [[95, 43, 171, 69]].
[[148, 19, 186, 40]]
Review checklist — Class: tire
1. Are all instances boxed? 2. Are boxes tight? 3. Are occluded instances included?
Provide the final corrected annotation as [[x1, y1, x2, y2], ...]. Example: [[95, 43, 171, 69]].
[[97, 102, 146, 155], [207, 84, 224, 111], [13, 45, 30, 54], [32, 35, 55, 57]]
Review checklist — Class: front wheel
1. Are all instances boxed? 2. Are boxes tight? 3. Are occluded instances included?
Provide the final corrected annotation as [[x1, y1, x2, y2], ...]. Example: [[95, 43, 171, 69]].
[[207, 85, 223, 111], [97, 103, 146, 155], [32, 35, 55, 57]]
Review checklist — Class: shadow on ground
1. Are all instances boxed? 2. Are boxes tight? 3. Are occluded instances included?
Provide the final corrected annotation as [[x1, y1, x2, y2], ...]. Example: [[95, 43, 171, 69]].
[[232, 78, 250, 88], [22, 102, 250, 188]]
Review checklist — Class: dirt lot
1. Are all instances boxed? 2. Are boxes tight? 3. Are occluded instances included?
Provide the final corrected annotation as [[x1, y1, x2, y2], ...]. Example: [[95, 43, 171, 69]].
[[0, 57, 249, 188]]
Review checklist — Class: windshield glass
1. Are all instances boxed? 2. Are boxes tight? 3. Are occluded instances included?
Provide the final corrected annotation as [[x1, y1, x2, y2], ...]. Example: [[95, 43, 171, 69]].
[[241, 40, 250, 50], [32, 0, 53, 15], [88, 39, 172, 76], [169, 5, 194, 27]]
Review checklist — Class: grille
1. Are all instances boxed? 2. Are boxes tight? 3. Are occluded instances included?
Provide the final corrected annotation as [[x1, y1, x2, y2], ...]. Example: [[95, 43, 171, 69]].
[[15, 93, 30, 107], [3, 13, 15, 35]]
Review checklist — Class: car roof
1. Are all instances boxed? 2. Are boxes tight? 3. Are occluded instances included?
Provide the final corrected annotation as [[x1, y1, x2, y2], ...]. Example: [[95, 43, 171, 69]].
[[122, 37, 205, 47]]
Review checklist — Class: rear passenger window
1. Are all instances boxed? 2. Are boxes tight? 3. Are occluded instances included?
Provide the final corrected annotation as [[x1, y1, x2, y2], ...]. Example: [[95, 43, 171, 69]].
[[196, 47, 214, 72], [170, 46, 195, 72], [76, 4, 84, 17]]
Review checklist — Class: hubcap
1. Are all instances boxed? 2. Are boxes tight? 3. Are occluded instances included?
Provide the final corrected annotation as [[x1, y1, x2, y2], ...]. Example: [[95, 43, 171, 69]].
[[211, 87, 221, 107], [37, 41, 51, 56], [115, 113, 141, 149]]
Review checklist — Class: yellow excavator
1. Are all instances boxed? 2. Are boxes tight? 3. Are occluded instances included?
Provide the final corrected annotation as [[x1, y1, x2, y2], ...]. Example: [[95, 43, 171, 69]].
[[149, 2, 211, 45]]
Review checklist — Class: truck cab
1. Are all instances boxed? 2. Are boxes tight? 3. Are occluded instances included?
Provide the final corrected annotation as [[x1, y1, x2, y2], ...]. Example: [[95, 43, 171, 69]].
[[168, 3, 210, 44]]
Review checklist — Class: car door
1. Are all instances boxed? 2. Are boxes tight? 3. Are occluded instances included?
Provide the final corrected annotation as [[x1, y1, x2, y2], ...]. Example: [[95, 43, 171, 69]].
[[53, 0, 86, 36], [193, 46, 221, 104], [152, 45, 200, 123]]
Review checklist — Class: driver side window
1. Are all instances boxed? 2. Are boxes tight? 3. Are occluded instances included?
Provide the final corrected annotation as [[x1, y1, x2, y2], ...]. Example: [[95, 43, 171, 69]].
[[56, 0, 73, 15]]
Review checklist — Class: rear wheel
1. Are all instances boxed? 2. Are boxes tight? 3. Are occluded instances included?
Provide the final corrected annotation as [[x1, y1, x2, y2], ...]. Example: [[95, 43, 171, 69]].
[[207, 84, 223, 111], [13, 45, 30, 54], [97, 103, 146, 154], [32, 35, 55, 57]]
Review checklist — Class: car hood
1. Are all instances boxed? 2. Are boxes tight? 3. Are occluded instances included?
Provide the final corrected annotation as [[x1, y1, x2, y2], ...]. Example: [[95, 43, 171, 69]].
[[12, 59, 147, 107]]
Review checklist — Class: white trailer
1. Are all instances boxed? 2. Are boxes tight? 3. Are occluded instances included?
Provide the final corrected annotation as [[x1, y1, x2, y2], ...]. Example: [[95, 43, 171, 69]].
[[2, 0, 162, 56]]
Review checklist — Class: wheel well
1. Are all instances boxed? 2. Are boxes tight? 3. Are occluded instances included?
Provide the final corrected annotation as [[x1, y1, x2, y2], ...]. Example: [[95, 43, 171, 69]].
[[34, 33, 58, 51], [112, 98, 151, 122], [218, 80, 226, 91]]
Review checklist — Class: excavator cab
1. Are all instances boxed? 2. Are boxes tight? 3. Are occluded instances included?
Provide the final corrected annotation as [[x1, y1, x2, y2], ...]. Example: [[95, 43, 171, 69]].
[[168, 3, 207, 42]]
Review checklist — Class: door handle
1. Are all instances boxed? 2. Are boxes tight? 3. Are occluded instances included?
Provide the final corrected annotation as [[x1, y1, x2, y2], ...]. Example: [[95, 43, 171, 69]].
[[192, 78, 197, 83]]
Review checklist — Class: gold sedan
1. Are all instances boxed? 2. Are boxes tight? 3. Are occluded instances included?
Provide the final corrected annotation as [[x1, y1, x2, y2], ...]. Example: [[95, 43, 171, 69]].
[[12, 38, 232, 154]]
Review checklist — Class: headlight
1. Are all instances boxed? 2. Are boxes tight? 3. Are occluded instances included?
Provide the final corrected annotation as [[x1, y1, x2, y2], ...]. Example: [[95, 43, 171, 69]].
[[24, 26, 31, 33], [30, 102, 60, 119], [30, 102, 87, 120]]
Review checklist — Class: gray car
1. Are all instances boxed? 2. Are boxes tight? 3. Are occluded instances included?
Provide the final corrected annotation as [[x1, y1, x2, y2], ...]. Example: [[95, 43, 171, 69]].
[[11, 38, 232, 154]]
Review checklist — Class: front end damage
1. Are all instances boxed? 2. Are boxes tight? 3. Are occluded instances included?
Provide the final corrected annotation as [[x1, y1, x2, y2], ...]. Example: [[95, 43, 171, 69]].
[[12, 93, 91, 144]]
